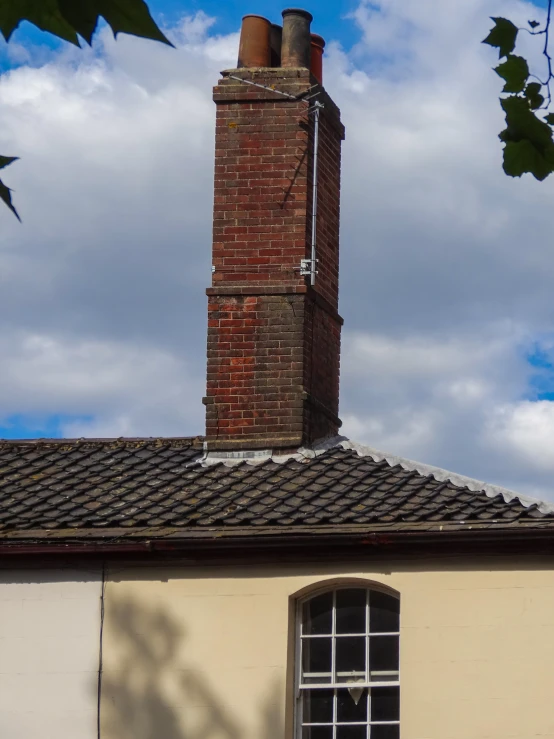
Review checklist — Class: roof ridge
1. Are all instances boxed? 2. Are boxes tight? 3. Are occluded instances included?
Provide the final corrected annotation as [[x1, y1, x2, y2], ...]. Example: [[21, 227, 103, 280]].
[[0, 436, 201, 446], [202, 435, 554, 515], [337, 438, 554, 515]]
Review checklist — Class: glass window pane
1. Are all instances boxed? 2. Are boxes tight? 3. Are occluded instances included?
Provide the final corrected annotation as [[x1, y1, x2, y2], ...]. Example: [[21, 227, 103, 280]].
[[303, 593, 333, 635], [336, 726, 367, 739], [302, 637, 332, 683], [336, 589, 366, 634], [337, 688, 367, 723], [303, 727, 333, 739], [370, 592, 399, 633], [370, 687, 400, 722], [336, 636, 366, 679], [302, 689, 334, 724], [370, 725, 399, 739], [369, 636, 399, 675]]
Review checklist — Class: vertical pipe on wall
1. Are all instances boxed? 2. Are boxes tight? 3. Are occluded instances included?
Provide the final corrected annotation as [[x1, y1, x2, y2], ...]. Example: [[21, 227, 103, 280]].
[[310, 102, 323, 286]]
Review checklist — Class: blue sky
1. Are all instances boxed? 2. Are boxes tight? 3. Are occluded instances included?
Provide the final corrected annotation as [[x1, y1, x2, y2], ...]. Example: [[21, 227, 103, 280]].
[[0, 0, 364, 440], [0, 0, 363, 71], [4, 0, 554, 496]]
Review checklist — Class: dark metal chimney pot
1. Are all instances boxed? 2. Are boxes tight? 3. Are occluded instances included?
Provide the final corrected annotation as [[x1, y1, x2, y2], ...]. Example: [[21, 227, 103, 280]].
[[281, 8, 313, 68]]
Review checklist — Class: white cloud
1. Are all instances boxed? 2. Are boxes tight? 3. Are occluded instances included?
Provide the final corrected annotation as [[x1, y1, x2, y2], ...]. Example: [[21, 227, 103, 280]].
[[0, 331, 203, 437], [2, 3, 554, 497], [486, 402, 554, 474]]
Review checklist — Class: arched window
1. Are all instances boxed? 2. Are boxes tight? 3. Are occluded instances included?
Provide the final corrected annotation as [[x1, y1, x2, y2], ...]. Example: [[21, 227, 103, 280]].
[[296, 586, 400, 739]]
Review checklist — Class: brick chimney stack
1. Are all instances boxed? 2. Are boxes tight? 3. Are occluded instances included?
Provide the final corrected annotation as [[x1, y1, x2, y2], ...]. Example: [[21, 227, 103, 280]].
[[204, 9, 345, 451]]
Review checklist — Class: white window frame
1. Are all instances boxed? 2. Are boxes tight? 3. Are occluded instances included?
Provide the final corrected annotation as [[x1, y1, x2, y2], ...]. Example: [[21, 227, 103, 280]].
[[294, 585, 400, 739]]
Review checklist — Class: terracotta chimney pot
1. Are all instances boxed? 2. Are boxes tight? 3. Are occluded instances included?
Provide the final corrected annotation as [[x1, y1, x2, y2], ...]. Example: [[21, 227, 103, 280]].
[[310, 33, 325, 83], [237, 14, 271, 68]]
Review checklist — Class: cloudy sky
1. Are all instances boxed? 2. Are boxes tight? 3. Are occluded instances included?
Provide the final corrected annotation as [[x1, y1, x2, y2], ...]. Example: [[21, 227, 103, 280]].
[[1, 0, 554, 498]]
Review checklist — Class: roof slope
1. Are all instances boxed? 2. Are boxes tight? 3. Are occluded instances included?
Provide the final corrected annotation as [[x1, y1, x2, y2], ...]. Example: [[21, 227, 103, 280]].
[[0, 436, 553, 544]]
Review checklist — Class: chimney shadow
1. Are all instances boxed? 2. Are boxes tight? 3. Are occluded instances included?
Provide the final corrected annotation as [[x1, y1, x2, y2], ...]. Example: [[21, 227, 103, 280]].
[[281, 146, 308, 207]]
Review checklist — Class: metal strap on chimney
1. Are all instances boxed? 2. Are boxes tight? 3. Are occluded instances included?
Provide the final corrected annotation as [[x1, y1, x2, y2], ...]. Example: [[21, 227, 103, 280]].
[[227, 74, 299, 99]]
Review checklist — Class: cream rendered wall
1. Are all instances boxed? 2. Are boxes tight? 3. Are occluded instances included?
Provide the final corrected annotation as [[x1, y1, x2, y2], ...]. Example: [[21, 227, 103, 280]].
[[0, 568, 101, 739], [102, 558, 554, 739]]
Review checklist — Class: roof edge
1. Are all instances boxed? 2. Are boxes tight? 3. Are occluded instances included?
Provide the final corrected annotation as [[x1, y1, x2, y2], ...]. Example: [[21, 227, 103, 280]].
[[203, 435, 554, 515], [340, 438, 554, 516]]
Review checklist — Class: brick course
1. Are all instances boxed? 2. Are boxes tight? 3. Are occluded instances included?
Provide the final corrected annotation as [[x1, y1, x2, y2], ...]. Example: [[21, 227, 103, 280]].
[[204, 68, 345, 450]]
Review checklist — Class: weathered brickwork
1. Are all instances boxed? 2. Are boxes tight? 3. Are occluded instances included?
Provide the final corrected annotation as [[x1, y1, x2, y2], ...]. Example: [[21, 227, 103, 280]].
[[204, 68, 345, 450]]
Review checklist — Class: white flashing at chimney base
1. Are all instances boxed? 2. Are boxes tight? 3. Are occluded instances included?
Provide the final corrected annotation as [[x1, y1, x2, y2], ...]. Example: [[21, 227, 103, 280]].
[[199, 435, 554, 515]]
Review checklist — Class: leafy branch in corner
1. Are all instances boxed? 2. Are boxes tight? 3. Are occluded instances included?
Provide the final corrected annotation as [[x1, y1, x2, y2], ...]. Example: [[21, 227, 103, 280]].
[[0, 0, 173, 220], [483, 3, 554, 181]]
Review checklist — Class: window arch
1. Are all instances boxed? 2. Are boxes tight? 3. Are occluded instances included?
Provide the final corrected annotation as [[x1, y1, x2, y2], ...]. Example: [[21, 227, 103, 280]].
[[296, 584, 400, 739]]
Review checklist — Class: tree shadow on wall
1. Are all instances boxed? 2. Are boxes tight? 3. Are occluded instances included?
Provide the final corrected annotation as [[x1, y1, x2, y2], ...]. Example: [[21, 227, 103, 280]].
[[99, 595, 285, 739]]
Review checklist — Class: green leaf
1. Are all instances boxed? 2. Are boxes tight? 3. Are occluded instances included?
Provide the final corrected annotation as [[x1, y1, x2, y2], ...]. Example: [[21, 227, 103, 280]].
[[0, 155, 20, 219], [483, 17, 518, 58], [503, 139, 554, 180], [528, 93, 545, 110], [545, 113, 554, 125], [98, 0, 171, 44], [57, 0, 98, 44], [58, 0, 172, 45], [0, 178, 20, 220], [0, 155, 18, 170], [0, 0, 172, 47], [0, 0, 79, 44], [528, 20, 540, 29], [525, 82, 542, 97], [524, 82, 544, 110], [500, 95, 553, 149], [494, 55, 529, 93]]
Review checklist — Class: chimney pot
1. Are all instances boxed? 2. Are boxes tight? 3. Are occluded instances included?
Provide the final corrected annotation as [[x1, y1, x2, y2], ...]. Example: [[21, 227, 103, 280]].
[[269, 24, 283, 67], [310, 33, 325, 83], [237, 14, 271, 68], [281, 8, 313, 68]]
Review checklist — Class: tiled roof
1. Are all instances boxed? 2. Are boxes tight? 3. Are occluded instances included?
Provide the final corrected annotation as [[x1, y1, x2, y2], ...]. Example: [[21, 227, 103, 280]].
[[0, 436, 553, 543]]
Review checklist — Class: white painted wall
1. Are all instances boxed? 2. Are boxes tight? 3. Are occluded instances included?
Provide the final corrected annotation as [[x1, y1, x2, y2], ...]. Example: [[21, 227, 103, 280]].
[[0, 568, 101, 739]]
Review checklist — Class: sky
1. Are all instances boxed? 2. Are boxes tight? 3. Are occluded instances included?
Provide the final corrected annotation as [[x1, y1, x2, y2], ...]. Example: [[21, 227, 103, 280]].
[[2, 0, 554, 498]]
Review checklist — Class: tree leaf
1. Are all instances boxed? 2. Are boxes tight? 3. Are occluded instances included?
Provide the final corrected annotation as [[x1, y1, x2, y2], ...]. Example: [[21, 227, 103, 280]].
[[0, 0, 79, 44], [58, 0, 172, 45], [483, 17, 519, 58], [494, 55, 529, 93], [528, 20, 540, 29], [525, 82, 542, 97], [57, 0, 99, 44], [0, 178, 20, 220], [0, 155, 20, 219], [545, 113, 554, 125], [524, 82, 544, 110], [500, 95, 553, 150], [0, 155, 19, 170], [503, 139, 554, 180], [528, 93, 545, 109], [0, 0, 172, 46]]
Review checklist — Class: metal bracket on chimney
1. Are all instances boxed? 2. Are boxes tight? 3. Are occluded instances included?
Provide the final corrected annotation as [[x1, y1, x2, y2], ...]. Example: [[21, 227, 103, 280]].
[[299, 258, 318, 277]]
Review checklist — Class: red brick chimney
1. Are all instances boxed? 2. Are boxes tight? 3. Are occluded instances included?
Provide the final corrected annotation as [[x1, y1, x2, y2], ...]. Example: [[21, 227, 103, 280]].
[[203, 9, 345, 451]]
